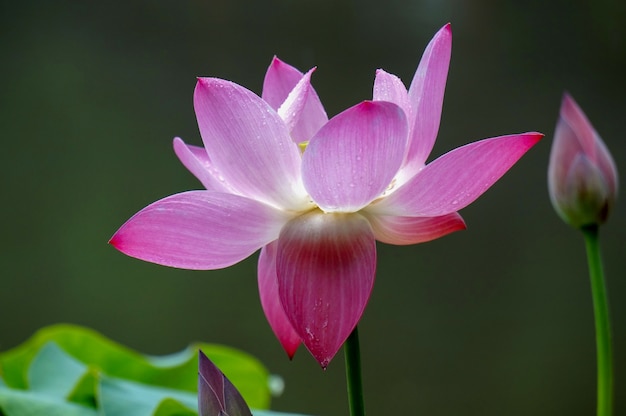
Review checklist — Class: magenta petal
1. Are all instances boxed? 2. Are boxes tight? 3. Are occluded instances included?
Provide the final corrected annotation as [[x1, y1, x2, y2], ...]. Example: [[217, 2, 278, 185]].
[[276, 211, 376, 368], [194, 78, 308, 210], [262, 57, 328, 142], [258, 241, 301, 358], [364, 212, 466, 245], [109, 191, 289, 270], [375, 132, 543, 216], [403, 23, 452, 176], [302, 101, 408, 212], [172, 137, 234, 193]]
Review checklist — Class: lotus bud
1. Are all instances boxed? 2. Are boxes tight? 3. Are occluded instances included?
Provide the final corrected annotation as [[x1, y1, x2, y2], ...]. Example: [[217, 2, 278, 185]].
[[548, 93, 618, 228], [198, 350, 252, 416]]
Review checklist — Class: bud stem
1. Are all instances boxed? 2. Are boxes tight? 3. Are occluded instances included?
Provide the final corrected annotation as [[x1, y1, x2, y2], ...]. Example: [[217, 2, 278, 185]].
[[582, 224, 613, 416]]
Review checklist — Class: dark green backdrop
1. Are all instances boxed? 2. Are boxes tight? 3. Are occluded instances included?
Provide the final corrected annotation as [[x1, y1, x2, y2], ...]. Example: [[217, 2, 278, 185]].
[[2, 1, 625, 415]]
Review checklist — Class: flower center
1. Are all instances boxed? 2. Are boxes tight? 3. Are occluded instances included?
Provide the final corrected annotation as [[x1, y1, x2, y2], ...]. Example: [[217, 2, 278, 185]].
[[298, 140, 309, 154]]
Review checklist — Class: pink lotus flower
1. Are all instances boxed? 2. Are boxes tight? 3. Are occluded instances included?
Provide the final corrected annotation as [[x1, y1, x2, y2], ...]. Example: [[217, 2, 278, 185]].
[[548, 93, 618, 228], [110, 24, 542, 368]]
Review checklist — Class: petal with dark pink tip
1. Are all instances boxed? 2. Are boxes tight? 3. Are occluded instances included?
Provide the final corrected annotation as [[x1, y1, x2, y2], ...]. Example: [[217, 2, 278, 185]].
[[276, 211, 376, 368], [262, 56, 306, 110], [262, 57, 328, 142], [194, 78, 309, 211], [373, 133, 543, 216], [109, 191, 290, 270], [258, 241, 301, 358], [364, 212, 466, 245], [302, 101, 407, 212]]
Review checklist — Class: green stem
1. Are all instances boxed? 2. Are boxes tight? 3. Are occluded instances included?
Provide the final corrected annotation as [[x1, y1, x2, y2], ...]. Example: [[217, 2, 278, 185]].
[[582, 224, 613, 416], [344, 325, 365, 416]]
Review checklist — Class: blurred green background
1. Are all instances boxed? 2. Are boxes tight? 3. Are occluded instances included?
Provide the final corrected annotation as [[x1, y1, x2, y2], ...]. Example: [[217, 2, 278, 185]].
[[2, 1, 625, 415]]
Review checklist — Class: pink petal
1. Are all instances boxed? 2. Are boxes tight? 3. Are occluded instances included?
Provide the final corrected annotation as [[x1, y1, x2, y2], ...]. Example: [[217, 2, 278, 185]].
[[262, 57, 328, 142], [258, 241, 301, 358], [364, 212, 466, 245], [373, 132, 543, 216], [262, 57, 305, 110], [276, 211, 376, 368], [373, 69, 410, 118], [548, 108, 584, 196], [109, 191, 290, 270], [302, 101, 408, 212], [172, 137, 234, 193], [194, 78, 309, 211], [555, 93, 618, 193], [276, 68, 315, 137], [559, 93, 600, 158], [403, 23, 452, 175]]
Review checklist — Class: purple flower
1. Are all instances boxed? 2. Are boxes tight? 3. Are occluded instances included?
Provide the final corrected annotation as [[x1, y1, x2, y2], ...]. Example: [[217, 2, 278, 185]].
[[548, 93, 618, 228], [110, 24, 542, 368]]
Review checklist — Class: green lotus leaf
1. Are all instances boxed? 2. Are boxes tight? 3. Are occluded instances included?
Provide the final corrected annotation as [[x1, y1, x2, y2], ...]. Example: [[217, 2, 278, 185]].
[[0, 324, 269, 409]]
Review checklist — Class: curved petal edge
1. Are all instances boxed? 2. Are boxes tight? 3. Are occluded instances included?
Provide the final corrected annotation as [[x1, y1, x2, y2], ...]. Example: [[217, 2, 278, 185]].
[[258, 242, 301, 358], [365, 212, 466, 245]]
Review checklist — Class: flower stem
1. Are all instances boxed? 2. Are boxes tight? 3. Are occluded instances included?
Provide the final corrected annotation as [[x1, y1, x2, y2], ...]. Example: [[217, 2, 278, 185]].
[[344, 325, 365, 416], [582, 224, 613, 416]]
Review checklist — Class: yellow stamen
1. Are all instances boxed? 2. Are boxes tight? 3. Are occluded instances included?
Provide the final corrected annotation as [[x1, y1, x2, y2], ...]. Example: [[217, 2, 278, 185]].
[[298, 140, 309, 154]]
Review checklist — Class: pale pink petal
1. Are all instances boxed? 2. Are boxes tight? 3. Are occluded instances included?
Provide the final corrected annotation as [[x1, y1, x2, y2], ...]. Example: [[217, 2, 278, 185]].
[[172, 137, 234, 193], [262, 57, 328, 142], [302, 101, 408, 212], [549, 109, 584, 197], [364, 212, 466, 245], [276, 211, 376, 368], [403, 23, 452, 175], [560, 93, 600, 157], [372, 132, 543, 216], [258, 241, 301, 358], [277, 68, 315, 137], [373, 69, 410, 119], [262, 57, 304, 110], [109, 191, 290, 270], [194, 78, 310, 211]]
